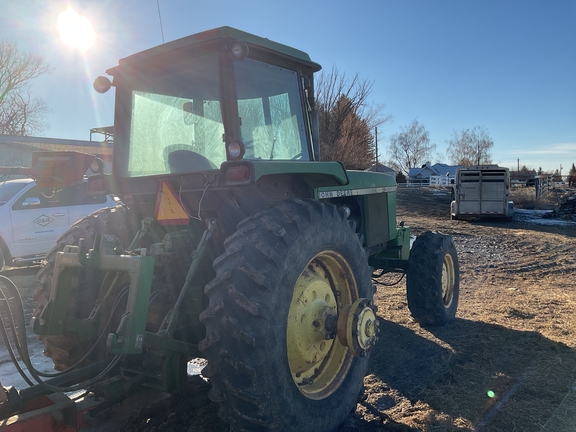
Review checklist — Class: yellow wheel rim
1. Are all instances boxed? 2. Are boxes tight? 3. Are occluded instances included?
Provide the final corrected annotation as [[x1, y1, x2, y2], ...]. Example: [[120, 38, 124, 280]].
[[442, 253, 455, 308], [286, 250, 357, 399]]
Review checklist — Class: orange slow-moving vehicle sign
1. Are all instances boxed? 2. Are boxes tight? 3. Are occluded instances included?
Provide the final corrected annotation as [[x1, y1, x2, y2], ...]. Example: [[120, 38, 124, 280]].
[[154, 180, 190, 225]]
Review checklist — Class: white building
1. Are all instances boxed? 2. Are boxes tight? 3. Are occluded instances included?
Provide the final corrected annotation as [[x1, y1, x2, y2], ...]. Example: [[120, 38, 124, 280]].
[[407, 162, 462, 186]]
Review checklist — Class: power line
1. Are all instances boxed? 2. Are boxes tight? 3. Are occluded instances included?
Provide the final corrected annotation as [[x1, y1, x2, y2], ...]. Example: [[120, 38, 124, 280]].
[[156, 0, 165, 43]]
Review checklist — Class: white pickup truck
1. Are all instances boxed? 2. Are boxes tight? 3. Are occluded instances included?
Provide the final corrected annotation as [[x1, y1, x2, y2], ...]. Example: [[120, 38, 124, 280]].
[[0, 178, 117, 270]]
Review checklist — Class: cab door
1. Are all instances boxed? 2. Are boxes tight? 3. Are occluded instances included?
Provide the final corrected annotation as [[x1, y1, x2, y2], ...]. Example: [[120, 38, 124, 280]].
[[10, 184, 69, 257]]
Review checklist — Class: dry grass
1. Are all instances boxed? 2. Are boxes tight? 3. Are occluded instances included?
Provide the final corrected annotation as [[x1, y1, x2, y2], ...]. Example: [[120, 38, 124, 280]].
[[363, 272, 576, 431], [510, 186, 573, 210]]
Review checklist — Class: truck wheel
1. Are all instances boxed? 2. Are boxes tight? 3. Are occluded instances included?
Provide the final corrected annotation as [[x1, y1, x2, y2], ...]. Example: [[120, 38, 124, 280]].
[[200, 199, 375, 431], [406, 231, 459, 326], [33, 205, 140, 370]]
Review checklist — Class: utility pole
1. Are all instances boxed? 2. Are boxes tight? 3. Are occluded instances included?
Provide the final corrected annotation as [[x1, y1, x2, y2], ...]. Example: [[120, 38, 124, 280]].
[[477, 142, 480, 166], [375, 127, 378, 168]]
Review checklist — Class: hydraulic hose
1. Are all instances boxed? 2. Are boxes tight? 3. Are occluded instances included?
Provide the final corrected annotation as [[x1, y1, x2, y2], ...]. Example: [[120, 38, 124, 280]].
[[372, 269, 405, 286], [0, 275, 35, 386], [0, 274, 126, 393]]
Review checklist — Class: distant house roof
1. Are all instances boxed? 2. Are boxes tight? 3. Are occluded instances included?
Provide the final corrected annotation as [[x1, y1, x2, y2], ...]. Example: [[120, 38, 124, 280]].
[[366, 163, 396, 176], [430, 163, 462, 178], [407, 162, 463, 182], [408, 164, 436, 179], [0, 134, 113, 157]]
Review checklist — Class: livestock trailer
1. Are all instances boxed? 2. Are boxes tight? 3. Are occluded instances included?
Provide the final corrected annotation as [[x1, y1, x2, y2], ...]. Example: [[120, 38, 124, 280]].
[[450, 165, 514, 220]]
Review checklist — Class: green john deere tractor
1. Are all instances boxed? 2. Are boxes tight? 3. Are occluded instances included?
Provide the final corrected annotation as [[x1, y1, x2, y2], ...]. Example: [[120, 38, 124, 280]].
[[0, 27, 459, 431]]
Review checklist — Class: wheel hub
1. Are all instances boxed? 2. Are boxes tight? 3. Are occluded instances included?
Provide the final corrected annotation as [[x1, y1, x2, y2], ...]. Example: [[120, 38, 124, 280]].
[[442, 253, 455, 307], [287, 250, 376, 398], [336, 298, 379, 357], [287, 266, 338, 372]]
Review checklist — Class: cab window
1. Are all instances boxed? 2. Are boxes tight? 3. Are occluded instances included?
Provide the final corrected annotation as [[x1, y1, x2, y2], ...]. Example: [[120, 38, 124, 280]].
[[61, 183, 108, 206], [12, 185, 63, 211], [234, 59, 309, 161], [11, 183, 107, 211]]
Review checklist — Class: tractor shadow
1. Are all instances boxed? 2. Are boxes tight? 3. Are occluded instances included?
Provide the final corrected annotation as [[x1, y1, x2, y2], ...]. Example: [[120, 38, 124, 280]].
[[340, 317, 576, 431], [456, 217, 576, 238]]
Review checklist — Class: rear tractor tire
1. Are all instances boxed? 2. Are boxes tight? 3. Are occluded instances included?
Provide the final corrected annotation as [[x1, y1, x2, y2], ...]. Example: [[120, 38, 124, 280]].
[[406, 231, 459, 326], [200, 199, 376, 431], [33, 205, 141, 371]]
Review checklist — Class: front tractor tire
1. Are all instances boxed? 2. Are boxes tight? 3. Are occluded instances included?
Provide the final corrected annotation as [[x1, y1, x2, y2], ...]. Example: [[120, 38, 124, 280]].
[[406, 231, 459, 326], [199, 199, 375, 431]]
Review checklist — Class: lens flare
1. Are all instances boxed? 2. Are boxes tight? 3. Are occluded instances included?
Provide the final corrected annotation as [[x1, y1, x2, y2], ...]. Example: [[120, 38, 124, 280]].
[[57, 9, 96, 51], [487, 390, 495, 398]]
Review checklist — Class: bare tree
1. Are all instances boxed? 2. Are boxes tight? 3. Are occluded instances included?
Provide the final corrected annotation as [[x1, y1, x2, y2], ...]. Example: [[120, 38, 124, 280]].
[[447, 126, 493, 166], [316, 66, 390, 169], [387, 119, 436, 175], [0, 40, 51, 135]]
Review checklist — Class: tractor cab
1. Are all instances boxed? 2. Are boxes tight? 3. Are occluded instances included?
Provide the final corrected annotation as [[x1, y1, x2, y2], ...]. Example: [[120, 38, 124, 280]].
[[94, 27, 321, 180]]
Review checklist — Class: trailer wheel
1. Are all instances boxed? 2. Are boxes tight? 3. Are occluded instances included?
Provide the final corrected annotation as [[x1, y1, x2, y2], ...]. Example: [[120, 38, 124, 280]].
[[33, 205, 141, 370], [200, 199, 375, 431], [406, 231, 459, 326]]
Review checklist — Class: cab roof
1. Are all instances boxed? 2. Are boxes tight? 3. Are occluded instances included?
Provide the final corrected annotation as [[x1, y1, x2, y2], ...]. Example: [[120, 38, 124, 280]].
[[108, 26, 321, 75]]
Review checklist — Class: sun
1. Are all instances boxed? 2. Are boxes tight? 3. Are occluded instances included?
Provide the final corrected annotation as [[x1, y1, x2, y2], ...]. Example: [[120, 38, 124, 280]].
[[57, 9, 96, 51]]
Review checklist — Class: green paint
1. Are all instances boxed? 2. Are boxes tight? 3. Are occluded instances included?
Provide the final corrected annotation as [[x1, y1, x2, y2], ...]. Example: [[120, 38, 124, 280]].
[[251, 160, 349, 186]]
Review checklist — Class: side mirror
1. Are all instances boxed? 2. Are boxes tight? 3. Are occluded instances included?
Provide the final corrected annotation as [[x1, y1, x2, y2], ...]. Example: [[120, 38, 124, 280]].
[[182, 101, 195, 126], [22, 197, 41, 207], [87, 174, 109, 195]]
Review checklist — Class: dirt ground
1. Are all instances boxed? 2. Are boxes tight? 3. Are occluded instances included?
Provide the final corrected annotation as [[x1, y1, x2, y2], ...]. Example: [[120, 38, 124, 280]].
[[343, 187, 576, 431], [2, 186, 576, 431]]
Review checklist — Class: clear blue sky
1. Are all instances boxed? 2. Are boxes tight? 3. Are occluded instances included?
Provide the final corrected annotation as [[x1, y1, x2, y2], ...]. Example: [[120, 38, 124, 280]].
[[2, 0, 575, 174]]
